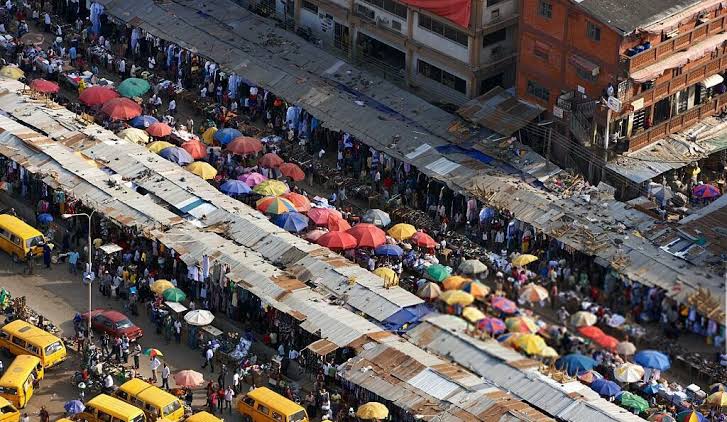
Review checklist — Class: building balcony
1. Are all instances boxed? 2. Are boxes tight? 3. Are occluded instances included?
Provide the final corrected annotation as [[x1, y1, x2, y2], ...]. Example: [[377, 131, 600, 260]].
[[627, 91, 727, 151], [621, 14, 727, 74]]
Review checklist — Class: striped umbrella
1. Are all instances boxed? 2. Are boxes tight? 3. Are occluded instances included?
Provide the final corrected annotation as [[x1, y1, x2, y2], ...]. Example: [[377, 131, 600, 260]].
[[505, 316, 538, 333], [491, 296, 518, 314], [477, 317, 506, 335], [256, 196, 297, 214]]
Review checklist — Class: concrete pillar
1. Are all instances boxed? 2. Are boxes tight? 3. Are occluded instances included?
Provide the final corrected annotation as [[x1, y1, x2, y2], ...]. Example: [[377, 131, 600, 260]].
[[293, 0, 302, 29], [406, 9, 415, 85], [350, 24, 358, 61]]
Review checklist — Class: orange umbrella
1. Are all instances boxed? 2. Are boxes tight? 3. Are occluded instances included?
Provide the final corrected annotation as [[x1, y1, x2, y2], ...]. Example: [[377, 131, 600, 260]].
[[259, 152, 284, 168], [595, 335, 619, 351], [282, 192, 311, 212], [101, 97, 142, 120], [308, 208, 342, 225], [578, 326, 606, 340], [462, 281, 490, 299], [30, 78, 60, 94], [442, 276, 469, 291], [326, 215, 351, 231], [317, 231, 357, 250], [181, 140, 208, 160], [79, 86, 119, 106], [146, 122, 173, 137], [227, 136, 262, 155], [279, 162, 305, 181], [411, 231, 437, 248], [347, 223, 386, 248]]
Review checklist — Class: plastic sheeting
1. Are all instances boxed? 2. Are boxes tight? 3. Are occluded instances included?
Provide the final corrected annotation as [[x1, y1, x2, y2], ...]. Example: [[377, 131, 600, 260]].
[[401, 0, 471, 28], [382, 303, 432, 331]]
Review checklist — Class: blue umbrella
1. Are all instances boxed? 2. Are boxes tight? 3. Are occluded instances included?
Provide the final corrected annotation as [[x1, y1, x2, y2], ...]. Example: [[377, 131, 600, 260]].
[[479, 207, 495, 221], [374, 244, 403, 257], [159, 147, 194, 165], [634, 350, 671, 371], [64, 400, 85, 414], [37, 213, 53, 224], [130, 115, 158, 129], [214, 128, 241, 145], [591, 379, 621, 397], [273, 212, 309, 233], [556, 353, 596, 376], [642, 383, 662, 395], [220, 179, 251, 195]]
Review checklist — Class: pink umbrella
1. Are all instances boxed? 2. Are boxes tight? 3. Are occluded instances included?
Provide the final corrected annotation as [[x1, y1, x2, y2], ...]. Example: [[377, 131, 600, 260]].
[[308, 208, 342, 225], [259, 152, 284, 168], [326, 215, 351, 232], [239, 172, 267, 187], [305, 228, 328, 241]]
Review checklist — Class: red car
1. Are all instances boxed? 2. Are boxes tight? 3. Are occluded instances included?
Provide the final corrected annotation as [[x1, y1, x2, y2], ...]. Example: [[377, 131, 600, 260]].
[[82, 308, 143, 341]]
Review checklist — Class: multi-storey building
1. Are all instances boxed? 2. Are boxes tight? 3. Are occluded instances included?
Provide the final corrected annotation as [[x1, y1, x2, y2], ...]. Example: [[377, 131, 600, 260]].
[[517, 0, 727, 154], [250, 0, 518, 104]]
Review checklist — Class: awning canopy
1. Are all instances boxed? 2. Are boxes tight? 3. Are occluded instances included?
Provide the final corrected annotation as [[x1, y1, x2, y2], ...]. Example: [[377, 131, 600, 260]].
[[701, 73, 724, 88], [98, 243, 123, 254], [305, 339, 339, 356]]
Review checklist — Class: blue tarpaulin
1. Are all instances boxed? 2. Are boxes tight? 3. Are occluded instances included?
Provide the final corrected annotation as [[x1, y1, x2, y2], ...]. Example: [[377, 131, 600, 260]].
[[382, 303, 432, 331]]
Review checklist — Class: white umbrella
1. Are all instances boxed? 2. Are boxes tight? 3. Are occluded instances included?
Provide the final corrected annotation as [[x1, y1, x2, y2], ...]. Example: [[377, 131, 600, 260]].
[[458, 259, 488, 275], [362, 209, 391, 227], [614, 363, 645, 383], [616, 341, 637, 355], [184, 310, 215, 326]]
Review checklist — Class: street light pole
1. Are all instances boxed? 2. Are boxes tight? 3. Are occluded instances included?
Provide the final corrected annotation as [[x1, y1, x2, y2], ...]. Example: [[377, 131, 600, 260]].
[[62, 210, 95, 337]]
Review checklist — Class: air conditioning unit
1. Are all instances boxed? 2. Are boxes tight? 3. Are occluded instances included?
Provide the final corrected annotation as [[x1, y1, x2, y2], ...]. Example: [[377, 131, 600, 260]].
[[391, 20, 402, 31], [377, 16, 390, 26]]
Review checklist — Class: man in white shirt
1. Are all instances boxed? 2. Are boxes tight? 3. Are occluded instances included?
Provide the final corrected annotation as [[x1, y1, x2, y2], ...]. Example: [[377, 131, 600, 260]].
[[201, 346, 214, 372], [148, 56, 156, 70], [150, 356, 161, 383], [161, 363, 171, 389], [103, 373, 114, 391], [173, 319, 182, 344], [168, 99, 176, 115], [118, 58, 126, 78], [232, 369, 240, 393], [44, 12, 51, 33]]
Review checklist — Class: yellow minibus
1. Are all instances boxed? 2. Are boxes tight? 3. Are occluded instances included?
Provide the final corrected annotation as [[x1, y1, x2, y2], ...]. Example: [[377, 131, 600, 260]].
[[0, 320, 66, 368]]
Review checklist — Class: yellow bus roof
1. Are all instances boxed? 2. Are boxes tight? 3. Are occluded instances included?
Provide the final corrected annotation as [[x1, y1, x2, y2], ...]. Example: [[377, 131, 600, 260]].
[[0, 215, 43, 240], [0, 355, 40, 386], [185, 412, 222, 422], [0, 396, 13, 408], [246, 387, 305, 415], [87, 394, 144, 420], [1, 320, 62, 349], [119, 378, 178, 408]]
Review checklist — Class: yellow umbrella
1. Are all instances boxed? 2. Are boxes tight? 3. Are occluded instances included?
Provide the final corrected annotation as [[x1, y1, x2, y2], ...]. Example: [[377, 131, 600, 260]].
[[387, 223, 416, 241], [253, 180, 289, 196], [505, 316, 539, 333], [356, 402, 389, 420], [570, 311, 597, 327], [118, 127, 150, 144], [151, 279, 175, 294], [0, 66, 24, 80], [708, 391, 727, 407], [519, 283, 549, 303], [439, 290, 474, 306], [512, 254, 538, 266], [442, 275, 469, 291], [462, 306, 486, 323], [514, 333, 547, 355], [148, 141, 175, 154], [373, 267, 399, 286], [499, 332, 524, 346], [202, 127, 218, 144], [539, 346, 559, 358], [186, 162, 218, 180]]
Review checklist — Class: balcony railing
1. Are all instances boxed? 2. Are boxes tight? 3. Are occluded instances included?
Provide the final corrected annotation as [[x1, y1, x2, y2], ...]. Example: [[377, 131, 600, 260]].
[[621, 14, 727, 74], [627, 91, 727, 151]]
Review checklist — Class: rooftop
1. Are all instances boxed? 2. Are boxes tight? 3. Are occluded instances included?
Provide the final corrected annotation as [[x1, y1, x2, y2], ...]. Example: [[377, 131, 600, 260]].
[[575, 0, 703, 35]]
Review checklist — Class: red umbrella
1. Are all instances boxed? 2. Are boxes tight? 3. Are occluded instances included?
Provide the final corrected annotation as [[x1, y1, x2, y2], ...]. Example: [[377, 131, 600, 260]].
[[79, 86, 119, 106], [347, 223, 386, 248], [181, 140, 208, 160], [30, 78, 60, 94], [101, 97, 142, 120], [594, 335, 619, 351], [147, 122, 173, 137], [317, 231, 357, 250], [259, 152, 284, 168], [227, 136, 262, 155], [283, 192, 311, 212], [326, 215, 351, 231], [578, 326, 606, 340], [411, 231, 436, 248], [308, 208, 342, 225], [279, 162, 305, 181]]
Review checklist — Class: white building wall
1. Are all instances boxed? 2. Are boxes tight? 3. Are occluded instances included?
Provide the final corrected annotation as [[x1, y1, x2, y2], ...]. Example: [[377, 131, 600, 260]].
[[353, 1, 407, 36], [299, 6, 337, 45], [411, 13, 469, 64], [482, 0, 516, 25]]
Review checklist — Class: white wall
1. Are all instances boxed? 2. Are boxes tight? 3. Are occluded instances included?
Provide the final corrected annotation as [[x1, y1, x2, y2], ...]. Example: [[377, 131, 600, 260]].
[[412, 13, 469, 63], [299, 6, 338, 45], [482, 0, 516, 25], [353, 1, 407, 36]]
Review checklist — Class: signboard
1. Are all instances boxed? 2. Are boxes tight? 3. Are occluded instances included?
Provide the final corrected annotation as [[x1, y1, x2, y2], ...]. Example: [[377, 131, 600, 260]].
[[553, 106, 564, 119], [607, 96, 622, 113]]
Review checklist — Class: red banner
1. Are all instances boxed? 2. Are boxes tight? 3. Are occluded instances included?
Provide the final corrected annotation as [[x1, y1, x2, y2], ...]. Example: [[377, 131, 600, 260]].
[[401, 0, 471, 28]]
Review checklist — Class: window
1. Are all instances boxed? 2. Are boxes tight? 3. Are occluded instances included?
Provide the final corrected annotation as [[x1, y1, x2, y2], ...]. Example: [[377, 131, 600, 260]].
[[576, 67, 596, 81], [480, 73, 504, 94], [418, 14, 469, 46], [97, 411, 112, 422], [116, 391, 129, 400], [483, 28, 507, 47], [361, 0, 408, 19], [162, 401, 181, 417], [491, 9, 500, 19], [257, 404, 269, 415], [11, 337, 26, 348], [243, 397, 255, 407], [527, 80, 550, 101], [538, 0, 552, 18], [533, 41, 549, 61], [272, 412, 284, 421], [418, 60, 467, 93], [302, 0, 318, 13], [587, 21, 601, 41], [487, 0, 505, 5]]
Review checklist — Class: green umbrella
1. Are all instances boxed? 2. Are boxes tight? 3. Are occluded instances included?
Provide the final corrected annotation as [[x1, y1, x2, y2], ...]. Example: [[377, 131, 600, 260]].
[[427, 264, 451, 282], [117, 78, 150, 98], [619, 391, 649, 413], [162, 287, 187, 302]]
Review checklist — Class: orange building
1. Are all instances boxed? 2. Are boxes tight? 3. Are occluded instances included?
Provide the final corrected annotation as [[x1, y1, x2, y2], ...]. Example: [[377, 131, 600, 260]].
[[516, 0, 727, 152]]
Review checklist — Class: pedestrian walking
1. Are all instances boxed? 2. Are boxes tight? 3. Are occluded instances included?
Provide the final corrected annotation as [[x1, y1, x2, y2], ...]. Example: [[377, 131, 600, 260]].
[[161, 363, 171, 389], [217, 364, 227, 389], [133, 343, 141, 369], [121, 334, 130, 363], [224, 386, 234, 412], [39, 406, 49, 422], [232, 369, 240, 394], [173, 319, 182, 344], [150, 356, 161, 383], [201, 346, 214, 372]]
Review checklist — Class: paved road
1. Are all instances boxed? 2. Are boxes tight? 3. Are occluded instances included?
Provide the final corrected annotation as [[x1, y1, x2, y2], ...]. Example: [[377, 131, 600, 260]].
[[0, 253, 239, 420]]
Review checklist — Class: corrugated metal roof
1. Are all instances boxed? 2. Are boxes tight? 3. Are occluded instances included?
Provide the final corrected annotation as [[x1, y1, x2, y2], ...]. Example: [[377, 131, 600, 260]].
[[457, 87, 544, 137], [407, 368, 463, 400]]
